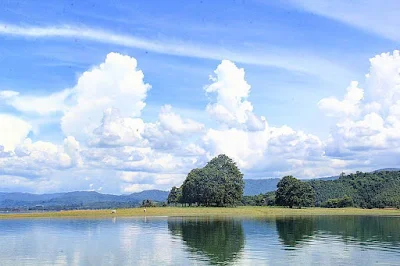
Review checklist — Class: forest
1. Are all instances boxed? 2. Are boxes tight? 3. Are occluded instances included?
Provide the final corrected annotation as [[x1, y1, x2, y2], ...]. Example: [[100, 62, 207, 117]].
[[242, 171, 400, 208], [309, 171, 400, 208], [169, 154, 400, 209]]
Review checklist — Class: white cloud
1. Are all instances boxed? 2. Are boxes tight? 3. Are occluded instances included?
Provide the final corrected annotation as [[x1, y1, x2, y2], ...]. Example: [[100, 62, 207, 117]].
[[318, 81, 364, 117], [91, 108, 146, 147], [64, 136, 82, 167], [286, 0, 400, 42], [0, 89, 72, 115], [61, 52, 151, 140], [205, 60, 266, 131], [119, 171, 186, 193], [202, 60, 328, 174], [159, 105, 204, 135], [366, 50, 400, 108], [0, 90, 19, 99], [0, 138, 74, 179], [322, 50, 400, 161], [0, 114, 32, 151], [204, 127, 270, 169], [6, 50, 400, 193]]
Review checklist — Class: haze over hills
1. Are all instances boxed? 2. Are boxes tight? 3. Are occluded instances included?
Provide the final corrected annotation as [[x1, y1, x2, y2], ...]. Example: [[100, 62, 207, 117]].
[[243, 179, 280, 196], [0, 190, 169, 210]]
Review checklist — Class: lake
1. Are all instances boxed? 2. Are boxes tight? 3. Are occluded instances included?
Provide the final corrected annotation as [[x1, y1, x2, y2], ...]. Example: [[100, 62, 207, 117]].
[[1, 216, 399, 265]]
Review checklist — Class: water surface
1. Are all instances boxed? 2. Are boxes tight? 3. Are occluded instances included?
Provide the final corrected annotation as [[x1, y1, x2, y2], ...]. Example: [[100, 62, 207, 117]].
[[1, 216, 400, 265]]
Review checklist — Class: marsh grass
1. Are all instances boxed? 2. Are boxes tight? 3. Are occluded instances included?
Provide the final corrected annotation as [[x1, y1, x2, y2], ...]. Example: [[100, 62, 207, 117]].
[[1, 207, 400, 219]]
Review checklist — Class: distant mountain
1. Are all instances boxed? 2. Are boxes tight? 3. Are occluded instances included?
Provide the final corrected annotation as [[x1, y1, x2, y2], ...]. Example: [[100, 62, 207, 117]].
[[373, 168, 400, 173], [0, 190, 169, 210], [244, 179, 280, 196], [127, 190, 169, 202]]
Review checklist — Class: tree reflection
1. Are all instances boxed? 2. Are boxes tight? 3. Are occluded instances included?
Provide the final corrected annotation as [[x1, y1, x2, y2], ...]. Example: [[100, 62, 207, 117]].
[[276, 216, 400, 249], [315, 216, 400, 244], [168, 218, 244, 265], [275, 217, 316, 247]]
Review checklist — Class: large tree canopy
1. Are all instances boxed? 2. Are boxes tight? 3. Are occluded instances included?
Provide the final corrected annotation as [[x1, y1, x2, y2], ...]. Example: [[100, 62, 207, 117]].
[[275, 176, 315, 208], [178, 154, 244, 207]]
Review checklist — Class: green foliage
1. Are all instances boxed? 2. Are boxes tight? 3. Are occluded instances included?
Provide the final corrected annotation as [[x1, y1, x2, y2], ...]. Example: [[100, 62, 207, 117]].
[[321, 195, 353, 208], [180, 154, 244, 207], [167, 186, 182, 205], [310, 171, 400, 208], [242, 191, 276, 206], [275, 176, 315, 208], [141, 199, 155, 207]]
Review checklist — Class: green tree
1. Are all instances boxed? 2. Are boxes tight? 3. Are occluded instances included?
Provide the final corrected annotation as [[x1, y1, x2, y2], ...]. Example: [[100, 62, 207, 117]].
[[167, 186, 182, 206], [275, 176, 315, 208], [180, 154, 244, 207], [141, 199, 155, 207], [181, 168, 202, 206]]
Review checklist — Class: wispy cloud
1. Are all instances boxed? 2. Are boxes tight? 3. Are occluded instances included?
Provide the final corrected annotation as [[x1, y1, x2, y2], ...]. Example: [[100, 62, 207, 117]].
[[285, 0, 400, 42], [0, 22, 349, 79]]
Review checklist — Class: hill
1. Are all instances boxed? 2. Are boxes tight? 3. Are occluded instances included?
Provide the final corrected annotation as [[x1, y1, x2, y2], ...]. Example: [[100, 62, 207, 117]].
[[309, 171, 400, 208], [0, 190, 169, 210], [243, 179, 280, 196]]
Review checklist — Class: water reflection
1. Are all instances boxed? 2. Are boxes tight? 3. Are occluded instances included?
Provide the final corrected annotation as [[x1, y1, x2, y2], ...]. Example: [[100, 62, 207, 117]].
[[168, 217, 244, 265], [275, 216, 400, 250], [276, 217, 316, 247], [315, 216, 400, 246], [1, 216, 400, 265]]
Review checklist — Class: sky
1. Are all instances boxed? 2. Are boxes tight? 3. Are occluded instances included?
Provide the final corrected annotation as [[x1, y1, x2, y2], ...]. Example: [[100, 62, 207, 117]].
[[1, 0, 400, 194]]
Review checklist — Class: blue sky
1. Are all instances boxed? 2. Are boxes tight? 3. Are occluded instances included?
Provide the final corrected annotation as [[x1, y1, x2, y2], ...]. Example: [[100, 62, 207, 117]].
[[1, 0, 400, 193]]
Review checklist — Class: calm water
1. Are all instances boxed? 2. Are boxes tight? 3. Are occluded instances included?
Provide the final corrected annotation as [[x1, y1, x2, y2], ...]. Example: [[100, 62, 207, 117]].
[[1, 216, 400, 265]]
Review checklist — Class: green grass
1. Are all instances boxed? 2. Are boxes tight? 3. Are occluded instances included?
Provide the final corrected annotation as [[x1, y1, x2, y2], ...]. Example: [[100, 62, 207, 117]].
[[1, 206, 400, 219]]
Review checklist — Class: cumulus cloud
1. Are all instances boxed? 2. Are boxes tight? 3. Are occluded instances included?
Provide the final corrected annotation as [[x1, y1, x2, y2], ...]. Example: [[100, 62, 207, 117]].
[[7, 50, 400, 193], [204, 127, 269, 168], [318, 81, 364, 117], [0, 114, 32, 151], [322, 50, 400, 163], [159, 105, 204, 135], [203, 60, 328, 176], [61, 52, 151, 139], [91, 108, 146, 147], [366, 50, 400, 108], [0, 138, 75, 178], [64, 136, 83, 167], [205, 60, 266, 131]]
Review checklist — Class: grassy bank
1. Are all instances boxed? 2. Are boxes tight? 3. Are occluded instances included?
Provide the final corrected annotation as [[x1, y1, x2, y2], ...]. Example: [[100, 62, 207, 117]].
[[1, 207, 400, 219]]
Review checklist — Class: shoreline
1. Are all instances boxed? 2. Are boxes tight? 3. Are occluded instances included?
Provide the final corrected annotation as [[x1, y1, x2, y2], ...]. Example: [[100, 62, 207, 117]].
[[1, 207, 400, 219]]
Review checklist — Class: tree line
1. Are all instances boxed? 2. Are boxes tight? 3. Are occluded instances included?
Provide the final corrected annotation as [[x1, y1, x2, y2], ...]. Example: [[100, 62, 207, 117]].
[[169, 154, 400, 209]]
